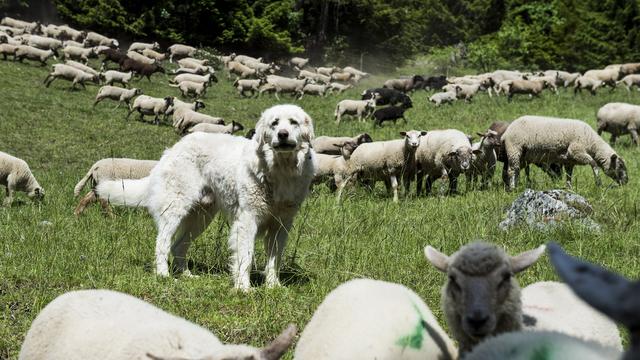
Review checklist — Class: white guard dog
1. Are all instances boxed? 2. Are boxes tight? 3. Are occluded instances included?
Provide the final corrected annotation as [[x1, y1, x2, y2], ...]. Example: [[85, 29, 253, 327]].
[[97, 104, 316, 290]]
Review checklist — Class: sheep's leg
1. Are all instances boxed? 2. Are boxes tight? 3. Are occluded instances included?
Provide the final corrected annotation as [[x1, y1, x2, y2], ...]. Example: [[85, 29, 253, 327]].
[[264, 218, 293, 288], [565, 165, 574, 189], [629, 128, 639, 146], [507, 155, 520, 192], [425, 175, 434, 195], [228, 212, 258, 291], [274, 90, 281, 101], [74, 190, 97, 216], [610, 134, 617, 146], [524, 164, 532, 187], [171, 206, 215, 277], [44, 75, 55, 87], [336, 173, 355, 203], [93, 97, 102, 107], [3, 177, 14, 207], [390, 175, 399, 202], [416, 169, 424, 196], [448, 174, 458, 195], [567, 145, 601, 187], [98, 198, 113, 217], [126, 107, 135, 119], [43, 74, 53, 85]]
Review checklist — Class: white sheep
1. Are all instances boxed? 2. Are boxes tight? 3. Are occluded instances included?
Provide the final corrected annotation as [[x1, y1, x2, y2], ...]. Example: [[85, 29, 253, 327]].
[[502, 115, 628, 190], [141, 48, 166, 61], [506, 78, 555, 101], [58, 25, 85, 41], [73, 157, 157, 216], [0, 17, 39, 32], [233, 78, 265, 97], [574, 76, 604, 95], [62, 45, 95, 63], [328, 82, 352, 94], [127, 95, 174, 124], [0, 151, 44, 206], [317, 66, 339, 76], [127, 50, 155, 65], [14, 45, 55, 66], [102, 70, 133, 87], [299, 69, 330, 84], [295, 279, 458, 360], [234, 54, 262, 64], [128, 41, 159, 52], [227, 60, 258, 79], [178, 57, 208, 66], [583, 68, 620, 88], [166, 98, 206, 117], [167, 43, 196, 62], [93, 86, 142, 109], [169, 80, 208, 98], [342, 66, 369, 81], [174, 110, 225, 134], [173, 66, 209, 75], [429, 91, 457, 106], [616, 74, 640, 92], [171, 73, 215, 85], [65, 60, 100, 77], [26, 35, 62, 54], [260, 75, 309, 100], [0, 42, 17, 60], [83, 31, 118, 48], [302, 83, 329, 97], [596, 102, 640, 145], [334, 98, 376, 124], [187, 121, 244, 135], [313, 140, 358, 191], [312, 133, 373, 155], [289, 56, 309, 70], [44, 63, 98, 89], [454, 83, 481, 102], [18, 289, 296, 360], [466, 130, 500, 190], [338, 130, 427, 202]]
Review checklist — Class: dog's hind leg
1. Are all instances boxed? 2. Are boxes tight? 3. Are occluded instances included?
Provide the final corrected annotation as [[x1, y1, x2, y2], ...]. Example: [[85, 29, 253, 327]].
[[263, 218, 293, 288], [154, 215, 183, 277], [171, 205, 216, 277], [228, 212, 258, 291]]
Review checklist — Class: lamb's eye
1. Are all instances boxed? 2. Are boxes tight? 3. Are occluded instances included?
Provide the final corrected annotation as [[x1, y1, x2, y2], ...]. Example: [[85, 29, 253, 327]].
[[290, 119, 299, 126]]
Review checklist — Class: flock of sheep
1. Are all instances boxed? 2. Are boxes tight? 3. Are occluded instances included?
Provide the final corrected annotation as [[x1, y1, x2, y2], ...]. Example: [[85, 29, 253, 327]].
[[1, 15, 640, 360]]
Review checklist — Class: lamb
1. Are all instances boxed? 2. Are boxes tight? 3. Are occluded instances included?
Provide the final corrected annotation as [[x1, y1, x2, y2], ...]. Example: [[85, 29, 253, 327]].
[[93, 86, 142, 109], [505, 79, 553, 102], [169, 80, 208, 98], [383, 75, 425, 92], [616, 74, 640, 92], [0, 43, 17, 60], [242, 59, 278, 74], [127, 95, 174, 124], [574, 76, 604, 95], [312, 141, 358, 191], [73, 157, 157, 216], [99, 48, 128, 66], [289, 56, 309, 70], [298, 69, 330, 84], [234, 78, 266, 97], [234, 54, 262, 64], [167, 44, 196, 62], [65, 60, 100, 77], [173, 66, 209, 75], [311, 133, 373, 155], [174, 110, 225, 134], [1, 17, 39, 31], [14, 45, 54, 66], [317, 66, 339, 76], [120, 58, 165, 81], [342, 66, 369, 81], [557, 71, 581, 87], [330, 71, 354, 83], [372, 103, 411, 127], [26, 35, 62, 55], [0, 151, 44, 206], [334, 98, 376, 124], [18, 289, 295, 360], [128, 41, 160, 52], [166, 98, 206, 117], [328, 82, 352, 94], [141, 48, 166, 61], [502, 116, 628, 190], [42, 24, 66, 39], [294, 279, 458, 360], [583, 68, 619, 88], [83, 31, 119, 48], [62, 45, 95, 63], [171, 73, 216, 85], [596, 102, 640, 145], [227, 60, 258, 79], [44, 63, 99, 89], [415, 129, 475, 195], [57, 25, 85, 41], [361, 88, 412, 107], [454, 83, 481, 102], [429, 91, 457, 106], [337, 130, 427, 202], [619, 62, 640, 76], [260, 75, 309, 100], [302, 83, 329, 97], [178, 57, 208, 66], [187, 121, 245, 135], [102, 70, 133, 87], [466, 130, 500, 190], [126, 50, 155, 65]]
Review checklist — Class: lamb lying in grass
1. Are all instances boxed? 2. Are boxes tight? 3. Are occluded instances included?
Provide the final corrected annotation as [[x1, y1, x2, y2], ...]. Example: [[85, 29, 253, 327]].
[[0, 151, 44, 206]]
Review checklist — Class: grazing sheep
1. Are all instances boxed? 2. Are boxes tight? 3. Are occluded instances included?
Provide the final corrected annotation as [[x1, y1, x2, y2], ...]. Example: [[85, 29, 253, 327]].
[[338, 131, 427, 202], [141, 48, 166, 61], [94, 86, 142, 109], [506, 79, 554, 101], [120, 58, 165, 81], [502, 116, 628, 190], [171, 73, 216, 85], [596, 102, 640, 145], [44, 63, 99, 89], [102, 70, 133, 87], [0, 151, 44, 206], [260, 75, 309, 100], [62, 45, 95, 63], [289, 56, 309, 70], [372, 103, 411, 127], [14, 45, 54, 66], [128, 41, 159, 52], [187, 121, 245, 135], [73, 157, 157, 216], [616, 74, 640, 92], [467, 130, 500, 190], [415, 129, 475, 195], [383, 75, 425, 92], [174, 110, 225, 134], [429, 91, 457, 106], [328, 82, 352, 94], [169, 80, 208, 98], [83, 31, 118, 48], [126, 50, 155, 65], [362, 88, 412, 107], [334, 98, 376, 124], [127, 95, 174, 124], [312, 133, 373, 155], [313, 141, 358, 191], [583, 68, 619, 88], [65, 60, 100, 77], [227, 60, 258, 79], [167, 44, 197, 62], [234, 78, 266, 97], [302, 83, 329, 97], [295, 279, 458, 360], [18, 289, 296, 360]]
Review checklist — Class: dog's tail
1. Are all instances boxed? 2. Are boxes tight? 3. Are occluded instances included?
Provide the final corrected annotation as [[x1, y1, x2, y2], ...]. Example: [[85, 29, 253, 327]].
[[95, 177, 150, 208], [73, 168, 95, 197]]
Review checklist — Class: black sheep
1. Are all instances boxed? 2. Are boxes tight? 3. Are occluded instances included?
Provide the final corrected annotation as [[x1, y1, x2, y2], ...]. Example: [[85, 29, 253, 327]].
[[372, 104, 410, 127], [361, 88, 412, 108]]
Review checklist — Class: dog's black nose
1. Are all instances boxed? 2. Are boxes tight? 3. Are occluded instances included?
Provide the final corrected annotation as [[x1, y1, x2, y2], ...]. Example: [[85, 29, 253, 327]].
[[466, 314, 489, 330], [277, 129, 289, 140]]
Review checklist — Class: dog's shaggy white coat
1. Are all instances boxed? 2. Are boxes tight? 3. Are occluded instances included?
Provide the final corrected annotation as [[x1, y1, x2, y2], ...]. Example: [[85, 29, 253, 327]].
[[96, 104, 316, 290]]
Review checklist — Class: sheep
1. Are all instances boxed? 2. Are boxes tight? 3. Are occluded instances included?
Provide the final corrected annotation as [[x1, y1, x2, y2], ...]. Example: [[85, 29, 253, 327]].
[[128, 41, 159, 52], [330, 71, 354, 83], [57, 25, 85, 41], [99, 47, 128, 66], [289, 56, 309, 70], [14, 45, 54, 66], [233, 78, 266, 97], [1, 33, 21, 46], [362, 88, 412, 107], [173, 110, 225, 134], [42, 24, 66, 39], [242, 59, 278, 74], [26, 35, 62, 55], [337, 130, 427, 202], [302, 83, 329, 97], [383, 75, 425, 92], [372, 103, 411, 127], [18, 289, 296, 360], [171, 73, 216, 85], [298, 69, 330, 84], [334, 98, 376, 124], [173, 66, 210, 75], [65, 60, 100, 77], [342, 66, 369, 81], [102, 70, 133, 87], [619, 62, 640, 76], [227, 60, 258, 79], [126, 50, 155, 65], [596, 102, 640, 145], [316, 66, 339, 76], [260, 75, 309, 100], [583, 68, 619, 88], [187, 121, 245, 135], [0, 25, 23, 35], [62, 45, 95, 63], [312, 141, 358, 191], [167, 43, 196, 62], [415, 129, 475, 195], [169, 80, 208, 98], [328, 82, 352, 94], [94, 86, 142, 109], [127, 95, 174, 124], [502, 115, 628, 190], [83, 31, 118, 48], [555, 71, 581, 87], [0, 43, 17, 60], [429, 91, 457, 106], [167, 98, 206, 115], [616, 74, 640, 92], [454, 83, 481, 102], [0, 151, 44, 206], [0, 17, 40, 33], [506, 79, 554, 102], [312, 133, 373, 155], [43, 64, 99, 89], [294, 279, 458, 360], [574, 76, 604, 95], [73, 157, 157, 216], [178, 57, 208, 66], [234, 54, 262, 64], [466, 130, 500, 190], [120, 58, 165, 81], [141, 48, 166, 61]]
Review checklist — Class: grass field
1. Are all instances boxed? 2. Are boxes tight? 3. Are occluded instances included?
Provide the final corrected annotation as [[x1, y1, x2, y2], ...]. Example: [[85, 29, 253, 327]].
[[1, 57, 640, 358]]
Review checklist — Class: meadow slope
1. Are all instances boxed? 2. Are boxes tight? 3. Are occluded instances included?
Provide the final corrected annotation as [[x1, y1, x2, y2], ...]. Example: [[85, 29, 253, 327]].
[[1, 59, 639, 358]]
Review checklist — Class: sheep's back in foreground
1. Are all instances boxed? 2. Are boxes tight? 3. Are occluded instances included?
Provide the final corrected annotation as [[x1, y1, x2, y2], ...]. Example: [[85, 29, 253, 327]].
[[18, 289, 296, 360], [294, 279, 458, 360]]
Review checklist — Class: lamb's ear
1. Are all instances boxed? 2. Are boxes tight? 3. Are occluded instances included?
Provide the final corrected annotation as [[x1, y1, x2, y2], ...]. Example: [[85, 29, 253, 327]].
[[424, 246, 449, 272], [399, 131, 407, 137], [261, 324, 297, 360], [510, 245, 545, 273]]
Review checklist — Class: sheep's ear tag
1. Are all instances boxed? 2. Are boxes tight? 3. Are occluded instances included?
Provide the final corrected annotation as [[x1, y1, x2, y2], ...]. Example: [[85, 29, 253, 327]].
[[424, 246, 449, 272], [510, 245, 545, 273]]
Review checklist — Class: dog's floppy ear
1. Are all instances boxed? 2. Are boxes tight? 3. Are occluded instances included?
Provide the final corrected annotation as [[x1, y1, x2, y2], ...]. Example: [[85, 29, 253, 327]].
[[255, 109, 270, 145]]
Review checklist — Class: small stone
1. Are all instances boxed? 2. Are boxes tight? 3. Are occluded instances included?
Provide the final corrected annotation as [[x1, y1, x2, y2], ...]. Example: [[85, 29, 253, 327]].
[[38, 220, 53, 227]]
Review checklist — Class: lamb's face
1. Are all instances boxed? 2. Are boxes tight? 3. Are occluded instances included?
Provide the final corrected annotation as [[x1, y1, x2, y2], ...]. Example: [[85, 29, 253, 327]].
[[256, 104, 314, 152], [448, 146, 474, 171], [401, 130, 427, 149]]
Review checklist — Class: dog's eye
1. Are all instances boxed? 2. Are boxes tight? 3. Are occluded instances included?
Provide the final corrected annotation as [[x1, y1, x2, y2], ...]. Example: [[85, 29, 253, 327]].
[[271, 118, 279, 127], [290, 119, 299, 126]]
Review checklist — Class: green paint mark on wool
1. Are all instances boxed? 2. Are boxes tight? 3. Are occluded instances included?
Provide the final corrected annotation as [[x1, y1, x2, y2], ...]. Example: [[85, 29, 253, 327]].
[[531, 344, 551, 360], [395, 303, 426, 350]]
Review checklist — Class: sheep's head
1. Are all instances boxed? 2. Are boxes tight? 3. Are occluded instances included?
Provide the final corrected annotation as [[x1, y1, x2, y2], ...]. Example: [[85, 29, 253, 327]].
[[475, 130, 500, 149], [446, 145, 474, 171], [401, 130, 427, 149], [134, 88, 143, 95], [28, 187, 45, 201], [163, 96, 174, 107], [425, 242, 545, 353], [337, 140, 358, 160], [231, 121, 245, 133], [604, 153, 628, 185], [194, 100, 206, 111], [356, 133, 373, 144]]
